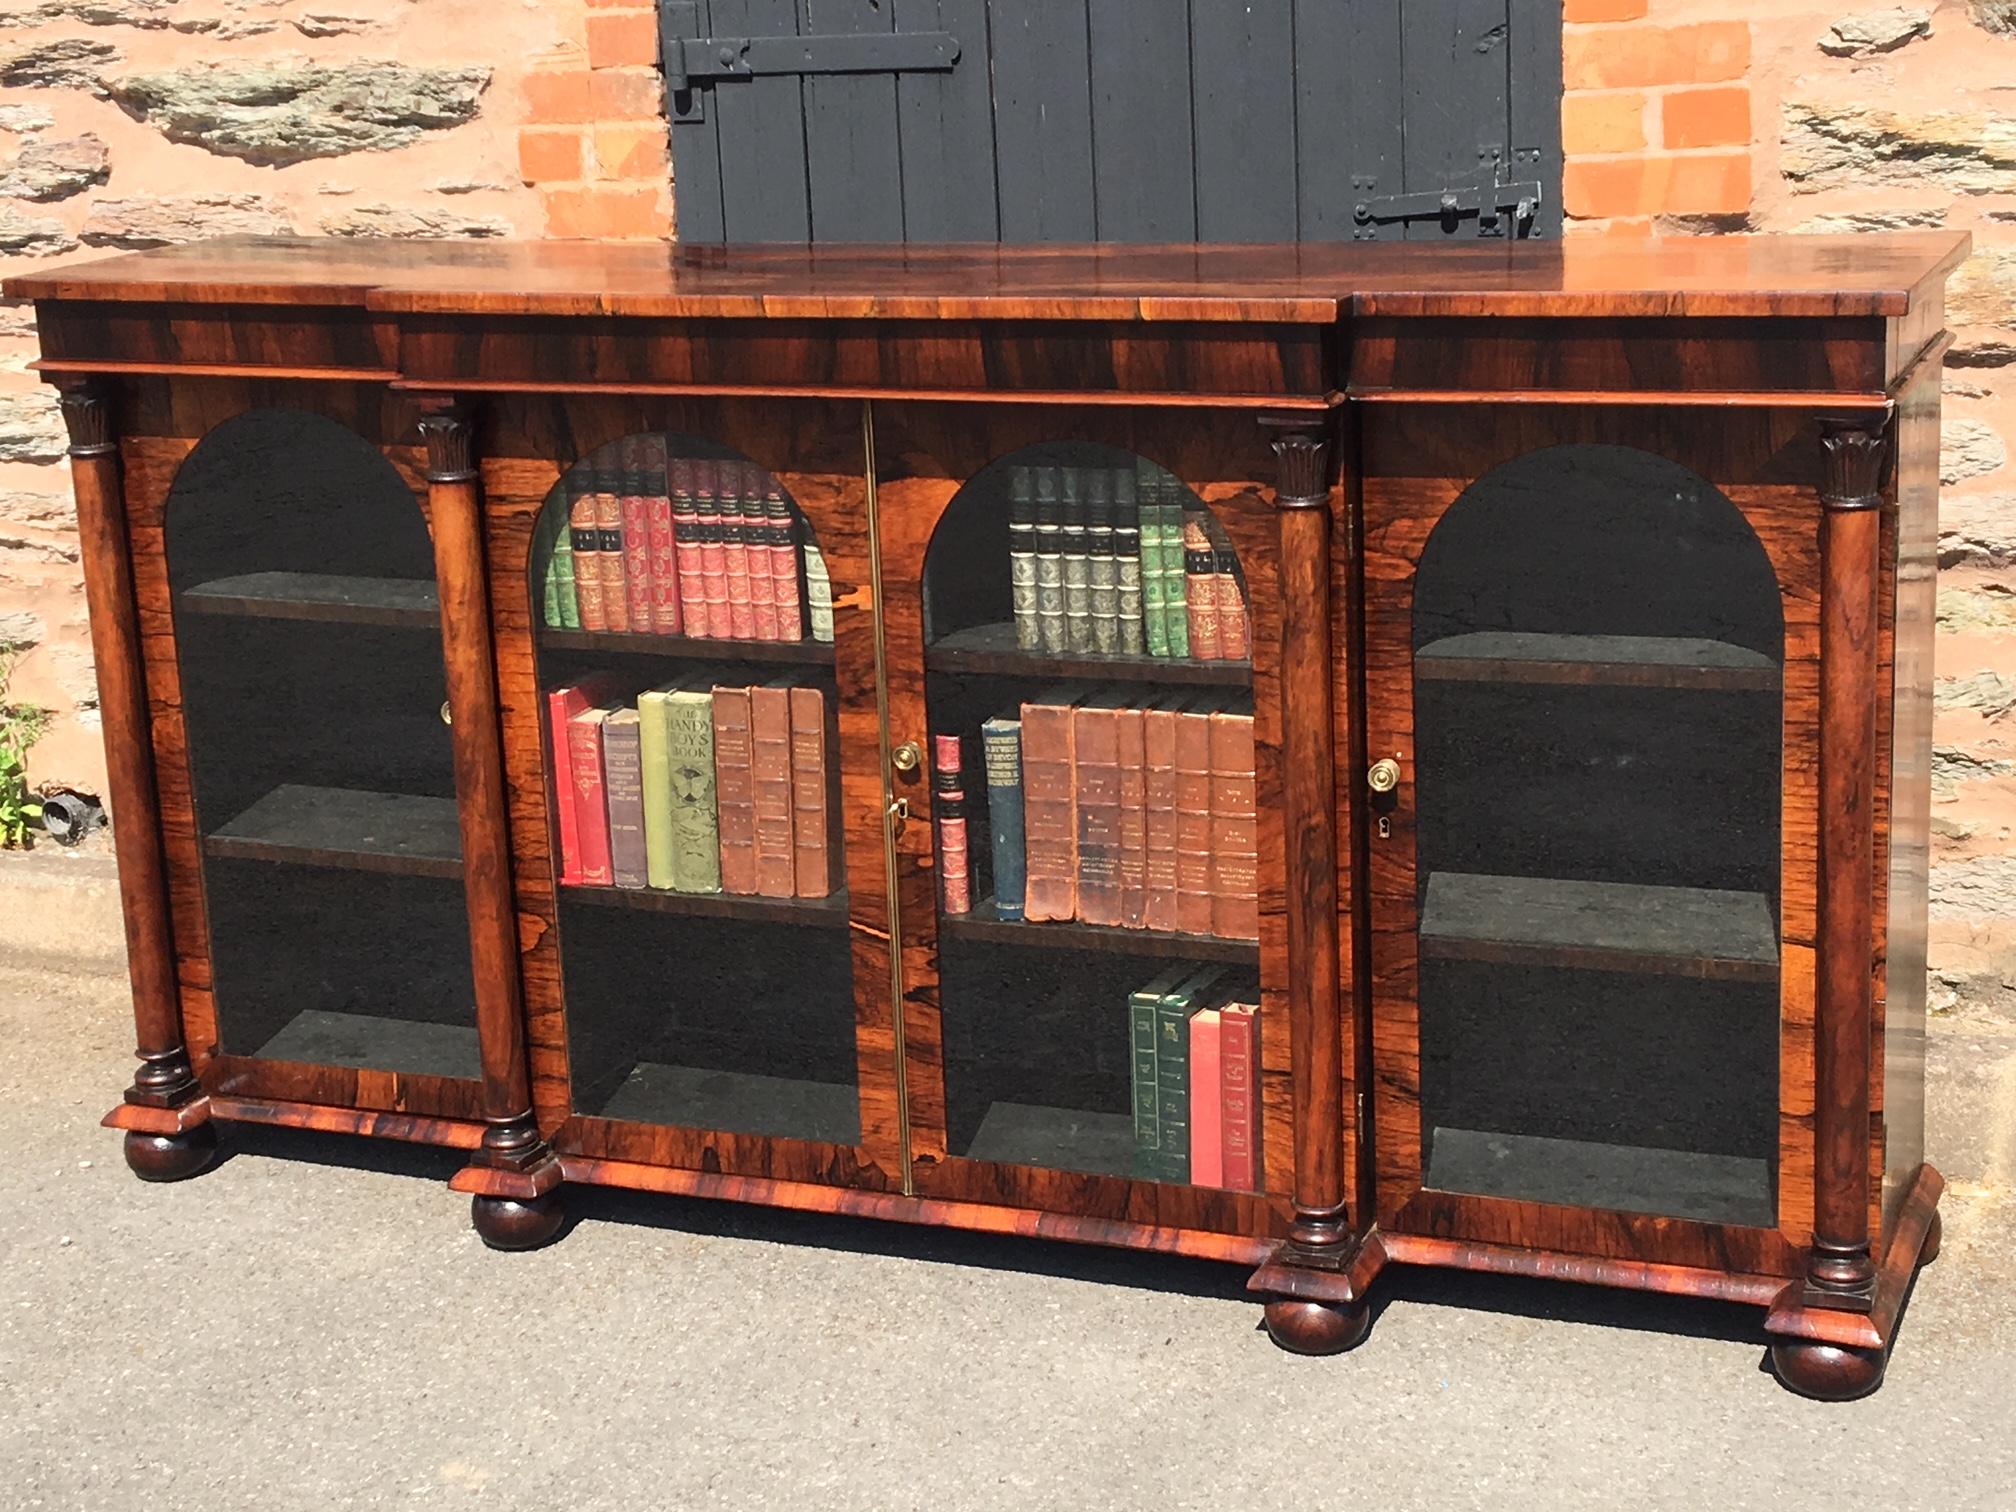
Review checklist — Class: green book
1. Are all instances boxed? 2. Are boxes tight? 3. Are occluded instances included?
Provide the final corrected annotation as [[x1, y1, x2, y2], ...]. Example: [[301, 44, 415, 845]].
[[1140, 493, 1169, 659], [638, 681, 682, 889], [1150, 963, 1227, 1184], [552, 530, 579, 629], [663, 685, 721, 892], [1130, 965, 1190, 1178], [1158, 489, 1190, 658]]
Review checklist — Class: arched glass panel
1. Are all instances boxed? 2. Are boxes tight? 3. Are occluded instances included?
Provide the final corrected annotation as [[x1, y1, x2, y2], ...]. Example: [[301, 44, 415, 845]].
[[921, 443, 1260, 1188], [529, 432, 858, 1146], [1411, 444, 1784, 1226], [168, 409, 479, 1079]]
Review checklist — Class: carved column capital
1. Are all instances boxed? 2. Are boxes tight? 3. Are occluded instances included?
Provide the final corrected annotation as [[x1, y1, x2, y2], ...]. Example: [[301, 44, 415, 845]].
[[1259, 414, 1333, 510], [1817, 412, 1891, 513], [55, 378, 118, 459], [416, 399, 478, 484]]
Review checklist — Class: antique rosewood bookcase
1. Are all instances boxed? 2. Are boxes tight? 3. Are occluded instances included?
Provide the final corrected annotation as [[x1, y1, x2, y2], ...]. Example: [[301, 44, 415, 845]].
[[6, 232, 1965, 1399]]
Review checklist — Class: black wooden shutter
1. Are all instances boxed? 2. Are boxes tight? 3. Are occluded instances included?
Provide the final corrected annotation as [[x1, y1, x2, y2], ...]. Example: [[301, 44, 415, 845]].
[[660, 0, 1563, 243]]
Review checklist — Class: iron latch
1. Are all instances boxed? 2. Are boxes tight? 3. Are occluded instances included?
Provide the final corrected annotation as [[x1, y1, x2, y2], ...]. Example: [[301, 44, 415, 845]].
[[660, 2, 959, 121], [1352, 149, 1542, 239]]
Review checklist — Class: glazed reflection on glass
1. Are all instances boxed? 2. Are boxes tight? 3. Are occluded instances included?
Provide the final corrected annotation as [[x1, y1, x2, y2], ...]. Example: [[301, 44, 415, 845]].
[[530, 432, 858, 1147], [922, 442, 1263, 1190], [1413, 444, 1784, 1227], [167, 409, 480, 1079]]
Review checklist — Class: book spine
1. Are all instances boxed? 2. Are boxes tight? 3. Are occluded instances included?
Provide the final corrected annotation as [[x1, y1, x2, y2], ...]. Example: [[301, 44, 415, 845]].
[[1174, 704, 1214, 936], [1129, 986, 1161, 1177], [603, 713, 647, 889], [1219, 1002, 1258, 1193], [722, 463, 758, 642], [567, 710, 613, 887], [803, 543, 834, 644], [1060, 470, 1092, 654], [595, 468, 630, 634], [1115, 703, 1147, 929], [751, 681, 796, 897], [789, 684, 835, 898], [1073, 701, 1122, 928], [746, 474, 779, 643], [711, 685, 757, 895], [669, 457, 709, 638], [1210, 709, 1260, 941], [1143, 700, 1181, 933], [620, 443, 655, 635], [767, 491, 805, 642], [644, 438, 681, 636], [1153, 995, 1192, 1185], [1190, 1007, 1223, 1190], [696, 465, 733, 640], [1159, 498, 1190, 658], [664, 689, 721, 892], [539, 507, 565, 628], [1007, 466, 1040, 652], [568, 480, 606, 632], [1114, 474, 1145, 656], [979, 717, 1025, 922], [551, 529, 580, 629], [1087, 473, 1118, 655], [1033, 469, 1066, 654], [547, 686, 585, 885], [931, 732, 972, 916], [1183, 510, 1221, 660], [1019, 695, 1077, 922], [1215, 546, 1248, 662]]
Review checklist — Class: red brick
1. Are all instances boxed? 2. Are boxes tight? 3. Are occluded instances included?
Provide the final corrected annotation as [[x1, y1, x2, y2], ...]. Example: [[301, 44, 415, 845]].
[[594, 122, 667, 180], [590, 67, 665, 121], [522, 69, 592, 125], [518, 126, 586, 184], [543, 184, 667, 240], [1565, 0, 1648, 19], [587, 10, 660, 69], [1563, 22, 1750, 90], [1660, 85, 1752, 149], [1562, 151, 1752, 218], [1562, 91, 1646, 155]]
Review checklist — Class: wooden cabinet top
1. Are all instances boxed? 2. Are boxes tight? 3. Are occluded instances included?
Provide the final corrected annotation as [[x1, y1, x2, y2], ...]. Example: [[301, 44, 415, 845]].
[[4, 232, 1970, 323]]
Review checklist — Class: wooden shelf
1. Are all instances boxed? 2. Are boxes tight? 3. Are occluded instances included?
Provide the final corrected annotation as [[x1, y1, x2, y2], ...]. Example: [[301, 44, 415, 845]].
[[252, 1008, 481, 1081], [539, 627, 833, 666], [595, 1062, 860, 1146], [962, 1100, 1139, 1179], [938, 896, 1258, 964], [1416, 631, 1779, 692], [1426, 1126, 1775, 1228], [204, 785, 462, 879], [181, 572, 439, 629], [1419, 872, 1778, 982], [563, 881, 848, 927], [926, 622, 1250, 687]]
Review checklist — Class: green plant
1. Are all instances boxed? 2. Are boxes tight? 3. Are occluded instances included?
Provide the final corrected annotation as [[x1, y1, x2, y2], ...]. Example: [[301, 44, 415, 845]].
[[0, 645, 50, 849]]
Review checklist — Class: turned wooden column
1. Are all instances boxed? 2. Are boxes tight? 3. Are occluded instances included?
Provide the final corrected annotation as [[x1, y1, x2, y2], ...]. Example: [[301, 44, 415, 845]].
[[59, 381, 200, 1117], [1805, 411, 1890, 1312], [1262, 415, 1348, 1267], [415, 399, 552, 1194]]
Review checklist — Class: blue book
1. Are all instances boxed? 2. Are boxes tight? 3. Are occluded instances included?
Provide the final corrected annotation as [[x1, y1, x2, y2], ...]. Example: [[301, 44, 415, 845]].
[[980, 715, 1026, 920]]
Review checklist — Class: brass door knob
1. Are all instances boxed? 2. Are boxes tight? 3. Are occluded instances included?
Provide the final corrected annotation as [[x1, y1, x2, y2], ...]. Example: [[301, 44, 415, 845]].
[[890, 739, 922, 773], [1367, 757, 1400, 794]]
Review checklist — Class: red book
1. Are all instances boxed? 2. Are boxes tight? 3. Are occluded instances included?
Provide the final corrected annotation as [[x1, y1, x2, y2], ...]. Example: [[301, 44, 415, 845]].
[[696, 461, 734, 640], [620, 440, 655, 635], [595, 464, 630, 633], [567, 700, 618, 886], [1115, 701, 1147, 929], [789, 683, 837, 898], [643, 435, 681, 635], [1209, 709, 1260, 941], [1142, 693, 1184, 933], [1073, 695, 1123, 928], [932, 732, 972, 915], [766, 482, 805, 641], [722, 462, 758, 641], [1183, 510, 1221, 660], [669, 455, 708, 636], [1219, 1000, 1258, 1193], [547, 674, 623, 885], [751, 677, 796, 897], [712, 684, 757, 895], [1189, 1005, 1224, 1189], [745, 465, 780, 641], [567, 475, 606, 632], [1173, 698, 1216, 936], [1020, 685, 1085, 923]]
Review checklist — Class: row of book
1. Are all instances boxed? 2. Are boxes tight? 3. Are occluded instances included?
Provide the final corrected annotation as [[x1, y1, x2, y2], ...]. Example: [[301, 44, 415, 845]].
[[1130, 965, 1260, 1189], [933, 687, 1258, 942], [548, 671, 838, 899], [1006, 463, 1249, 663], [539, 437, 835, 645]]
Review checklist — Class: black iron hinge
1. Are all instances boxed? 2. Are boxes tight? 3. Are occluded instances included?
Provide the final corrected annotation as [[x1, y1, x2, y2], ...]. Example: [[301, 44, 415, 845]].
[[1352, 146, 1543, 240], [659, 1, 960, 122]]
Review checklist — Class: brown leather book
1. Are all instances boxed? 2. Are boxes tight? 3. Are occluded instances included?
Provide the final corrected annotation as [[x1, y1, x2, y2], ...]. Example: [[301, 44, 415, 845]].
[[1115, 700, 1147, 929], [751, 676, 797, 897], [1209, 707, 1260, 941], [1020, 683, 1090, 923], [1173, 694, 1217, 937], [789, 682, 837, 898], [567, 474, 606, 632], [1073, 690, 1124, 928], [710, 683, 757, 895], [595, 464, 630, 633], [1142, 692, 1186, 933]]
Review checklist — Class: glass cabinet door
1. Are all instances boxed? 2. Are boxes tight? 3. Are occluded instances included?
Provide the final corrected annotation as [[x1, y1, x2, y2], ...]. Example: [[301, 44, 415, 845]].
[[521, 424, 866, 1156], [1375, 442, 1786, 1233], [167, 407, 482, 1097]]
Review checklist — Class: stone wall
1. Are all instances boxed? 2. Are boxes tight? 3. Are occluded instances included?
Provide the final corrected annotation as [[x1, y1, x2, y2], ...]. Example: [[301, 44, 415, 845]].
[[3, 0, 2014, 999]]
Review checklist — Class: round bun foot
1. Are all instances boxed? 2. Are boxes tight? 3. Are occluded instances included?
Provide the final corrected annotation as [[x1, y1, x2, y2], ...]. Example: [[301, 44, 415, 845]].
[[1263, 1297, 1372, 1356], [123, 1122, 217, 1183], [471, 1192, 563, 1251], [1770, 1338, 1887, 1401], [1919, 1210, 1942, 1266]]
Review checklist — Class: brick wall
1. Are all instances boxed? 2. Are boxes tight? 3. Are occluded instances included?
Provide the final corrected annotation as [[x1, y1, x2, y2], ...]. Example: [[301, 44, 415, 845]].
[[3, 0, 2014, 1003]]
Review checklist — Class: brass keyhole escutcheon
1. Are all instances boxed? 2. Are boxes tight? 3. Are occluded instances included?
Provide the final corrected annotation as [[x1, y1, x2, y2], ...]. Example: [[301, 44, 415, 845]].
[[440, 700, 453, 726], [890, 739, 922, 774], [1367, 757, 1400, 794]]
